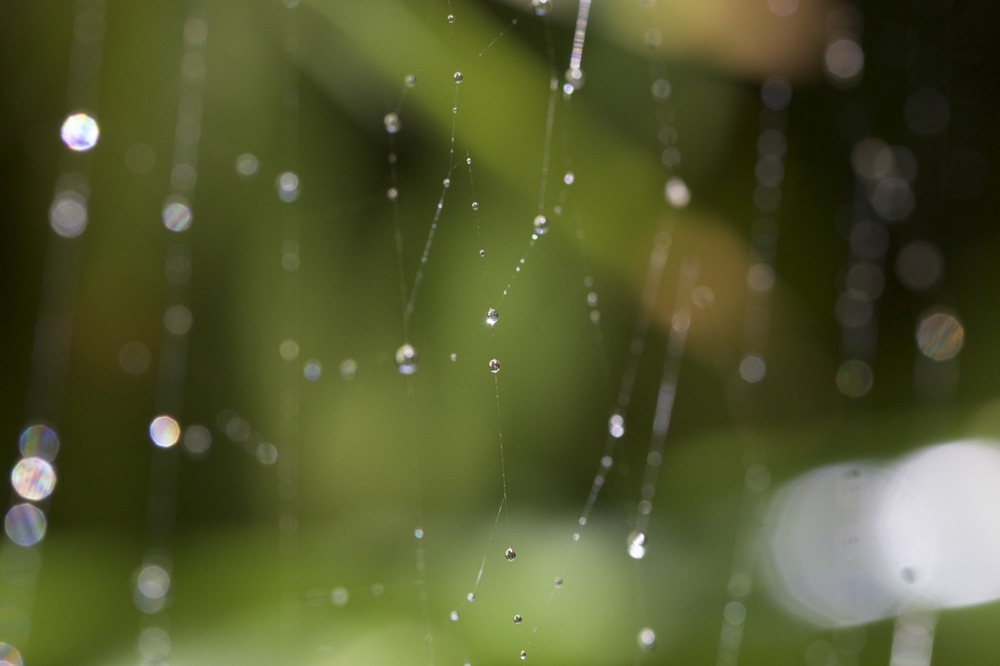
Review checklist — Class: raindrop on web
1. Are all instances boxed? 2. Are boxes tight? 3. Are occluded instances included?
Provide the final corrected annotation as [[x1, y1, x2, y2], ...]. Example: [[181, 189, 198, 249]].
[[627, 530, 647, 559], [489, 359, 501, 374], [449, 610, 459, 622], [533, 214, 549, 235], [513, 614, 523, 624], [447, 13, 455, 24], [396, 344, 419, 375], [471, 201, 479, 211], [638, 627, 657, 652], [486, 308, 498, 326], [61, 113, 100, 151], [505, 547, 516, 561], [453, 71, 463, 84], [383, 112, 401, 134]]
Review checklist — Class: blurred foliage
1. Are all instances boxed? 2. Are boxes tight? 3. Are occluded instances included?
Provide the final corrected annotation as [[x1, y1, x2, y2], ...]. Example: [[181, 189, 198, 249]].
[[1, 0, 999, 664]]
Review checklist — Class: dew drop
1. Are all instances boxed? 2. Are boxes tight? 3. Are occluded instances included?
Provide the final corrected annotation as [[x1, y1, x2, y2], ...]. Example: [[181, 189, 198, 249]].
[[563, 170, 575, 185], [638, 627, 657, 652], [443, 177, 451, 188], [161, 200, 192, 233], [513, 614, 523, 624], [5, 503, 47, 546], [50, 192, 88, 238], [627, 530, 647, 559], [450, 353, 458, 362], [19, 425, 61, 461], [387, 187, 399, 202], [505, 547, 516, 561], [466, 156, 472, 165], [520, 650, 527, 661], [609, 412, 625, 438], [665, 177, 691, 208], [447, 13, 455, 23], [276, 171, 300, 203], [11, 457, 57, 501], [533, 214, 549, 235], [453, 71, 463, 84], [553, 576, 563, 588], [383, 112, 401, 134], [486, 308, 498, 326], [61, 113, 100, 151], [303, 360, 322, 381], [470, 201, 480, 212], [331, 586, 349, 607], [479, 249, 486, 258], [396, 343, 419, 375], [449, 610, 459, 622], [0, 643, 23, 666], [531, 0, 551, 15], [149, 415, 181, 448], [414, 527, 424, 539], [404, 74, 417, 87], [489, 359, 501, 374], [235, 152, 259, 178], [467, 592, 475, 602], [339, 359, 358, 381]]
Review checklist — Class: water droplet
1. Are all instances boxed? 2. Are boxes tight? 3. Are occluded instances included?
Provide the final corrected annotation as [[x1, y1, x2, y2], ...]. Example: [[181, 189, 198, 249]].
[[563, 170, 575, 185], [471, 201, 479, 211], [384, 112, 401, 134], [664, 177, 691, 208], [486, 308, 498, 326], [339, 359, 358, 381], [414, 527, 424, 539], [505, 547, 516, 561], [303, 360, 322, 381], [489, 359, 501, 374], [161, 200, 192, 232], [405, 74, 417, 87], [277, 171, 300, 203], [479, 249, 486, 258], [450, 353, 458, 362], [637, 627, 657, 652], [466, 592, 475, 602], [553, 576, 563, 588], [466, 156, 472, 165], [739, 355, 767, 383], [450, 610, 459, 621], [49, 191, 88, 238], [443, 177, 451, 188], [513, 614, 523, 624], [565, 67, 585, 90], [916, 311, 964, 361], [19, 425, 60, 461], [149, 415, 181, 448], [586, 292, 598, 307], [396, 344, 419, 375], [453, 71, 463, 83], [447, 13, 455, 23], [387, 187, 399, 202], [4, 503, 47, 546], [279, 339, 299, 361], [61, 113, 99, 151], [520, 649, 527, 661], [235, 152, 259, 178], [627, 530, 647, 559], [724, 600, 747, 625], [11, 458, 57, 501], [331, 586, 349, 607], [0, 643, 24, 666], [531, 0, 551, 15], [609, 413, 625, 438], [533, 214, 549, 235], [572, 532, 580, 541]]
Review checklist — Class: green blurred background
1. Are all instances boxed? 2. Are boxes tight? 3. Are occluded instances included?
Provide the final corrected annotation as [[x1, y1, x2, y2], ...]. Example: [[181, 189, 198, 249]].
[[1, 0, 999, 664]]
